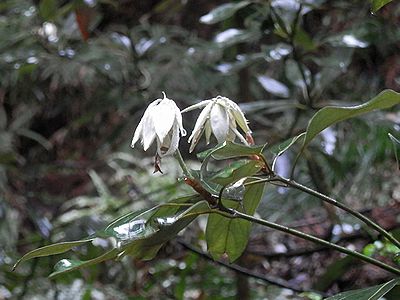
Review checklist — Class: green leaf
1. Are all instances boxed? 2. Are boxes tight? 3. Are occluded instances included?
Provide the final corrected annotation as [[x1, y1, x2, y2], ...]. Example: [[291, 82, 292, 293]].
[[270, 133, 305, 170], [123, 200, 210, 260], [39, 0, 57, 20], [198, 142, 265, 197], [294, 27, 316, 51], [199, 1, 251, 24], [302, 90, 400, 152], [371, 0, 392, 13], [388, 133, 400, 170], [211, 160, 263, 186], [206, 181, 264, 262], [206, 141, 265, 160], [13, 239, 94, 271], [363, 244, 377, 257], [49, 248, 120, 279], [325, 278, 400, 300]]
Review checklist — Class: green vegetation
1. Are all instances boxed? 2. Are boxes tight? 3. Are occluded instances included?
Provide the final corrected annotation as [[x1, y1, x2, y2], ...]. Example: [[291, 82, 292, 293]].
[[1, 0, 400, 299]]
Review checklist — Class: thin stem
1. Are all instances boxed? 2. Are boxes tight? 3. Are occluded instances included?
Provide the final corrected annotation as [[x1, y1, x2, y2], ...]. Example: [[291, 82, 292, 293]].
[[178, 239, 327, 296], [214, 209, 400, 276], [275, 175, 400, 249], [174, 149, 191, 178]]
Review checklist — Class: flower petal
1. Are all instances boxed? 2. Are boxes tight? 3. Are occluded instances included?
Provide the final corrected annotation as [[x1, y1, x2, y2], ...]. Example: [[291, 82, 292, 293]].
[[142, 104, 157, 150], [131, 99, 160, 149], [152, 99, 177, 141], [227, 99, 251, 133], [131, 118, 143, 148], [181, 100, 211, 113], [188, 101, 213, 143], [189, 125, 205, 153], [210, 103, 229, 143], [175, 105, 186, 137], [204, 121, 212, 145], [162, 123, 180, 156]]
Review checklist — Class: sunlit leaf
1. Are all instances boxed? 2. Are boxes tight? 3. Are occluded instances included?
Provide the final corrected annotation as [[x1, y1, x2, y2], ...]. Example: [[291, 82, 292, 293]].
[[371, 0, 393, 13], [13, 239, 94, 271], [257, 75, 290, 98], [325, 278, 400, 300], [214, 29, 259, 47], [326, 33, 369, 48], [199, 1, 251, 24], [206, 181, 264, 262]]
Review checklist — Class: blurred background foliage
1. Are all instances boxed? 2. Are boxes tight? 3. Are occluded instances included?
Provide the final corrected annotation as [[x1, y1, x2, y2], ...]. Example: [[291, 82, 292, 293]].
[[0, 0, 399, 299]]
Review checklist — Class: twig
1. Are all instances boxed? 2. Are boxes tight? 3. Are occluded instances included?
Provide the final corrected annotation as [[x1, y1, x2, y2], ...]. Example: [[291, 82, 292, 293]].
[[275, 176, 400, 249], [214, 208, 400, 276], [177, 240, 326, 296]]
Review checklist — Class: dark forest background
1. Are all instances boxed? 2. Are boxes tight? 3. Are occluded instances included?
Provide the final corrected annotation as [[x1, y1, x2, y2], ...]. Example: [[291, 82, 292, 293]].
[[1, 0, 400, 299]]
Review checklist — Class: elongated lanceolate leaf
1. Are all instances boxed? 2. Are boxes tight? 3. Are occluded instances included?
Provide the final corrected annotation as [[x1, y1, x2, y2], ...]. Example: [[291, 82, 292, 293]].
[[123, 200, 210, 260], [49, 248, 120, 278], [325, 278, 400, 300], [13, 239, 94, 270], [302, 89, 400, 151], [371, 0, 393, 13], [200, 1, 251, 24]]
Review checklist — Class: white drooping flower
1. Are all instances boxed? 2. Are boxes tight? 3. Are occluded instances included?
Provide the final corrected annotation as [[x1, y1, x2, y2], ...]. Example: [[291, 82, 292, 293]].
[[182, 96, 252, 152], [131, 92, 186, 156]]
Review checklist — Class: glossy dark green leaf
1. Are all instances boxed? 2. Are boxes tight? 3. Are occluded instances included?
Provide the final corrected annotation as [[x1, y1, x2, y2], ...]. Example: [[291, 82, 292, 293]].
[[325, 278, 400, 300], [206, 181, 264, 262], [371, 0, 393, 13], [98, 195, 201, 243], [49, 248, 120, 278], [208, 141, 265, 160], [123, 200, 210, 260], [199, 1, 251, 24], [302, 90, 400, 152], [388, 133, 400, 170], [13, 239, 94, 271], [97, 208, 158, 243], [199, 142, 265, 195], [211, 160, 263, 186]]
